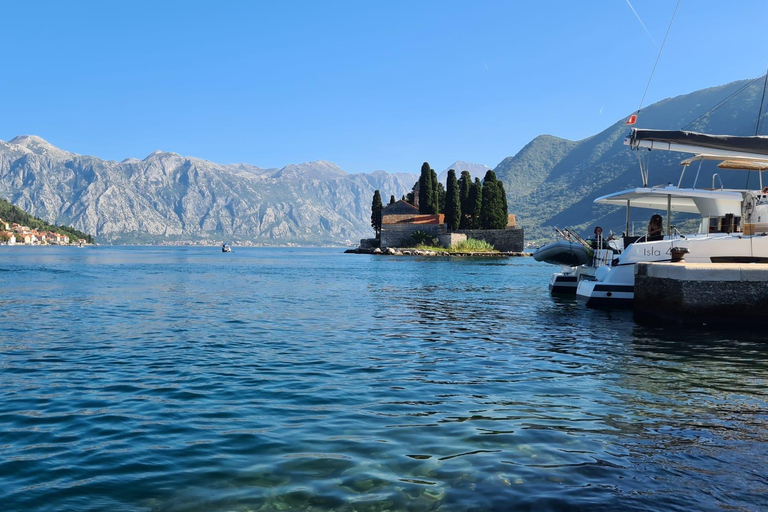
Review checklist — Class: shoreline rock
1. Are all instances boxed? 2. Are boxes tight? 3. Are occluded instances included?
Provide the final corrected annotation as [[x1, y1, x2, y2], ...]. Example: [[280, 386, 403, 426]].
[[345, 247, 531, 257]]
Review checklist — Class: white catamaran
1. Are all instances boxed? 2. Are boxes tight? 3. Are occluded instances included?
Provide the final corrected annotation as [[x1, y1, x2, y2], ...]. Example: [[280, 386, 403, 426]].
[[576, 128, 768, 308]]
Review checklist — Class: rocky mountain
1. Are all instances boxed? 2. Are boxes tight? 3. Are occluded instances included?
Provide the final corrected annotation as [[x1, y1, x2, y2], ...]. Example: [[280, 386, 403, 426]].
[[2, 78, 764, 246], [437, 161, 491, 183], [0, 137, 417, 245], [495, 78, 768, 243]]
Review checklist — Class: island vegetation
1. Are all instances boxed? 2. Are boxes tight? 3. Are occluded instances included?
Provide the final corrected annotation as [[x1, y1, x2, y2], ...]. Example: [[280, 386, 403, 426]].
[[407, 231, 497, 253], [371, 161, 510, 237]]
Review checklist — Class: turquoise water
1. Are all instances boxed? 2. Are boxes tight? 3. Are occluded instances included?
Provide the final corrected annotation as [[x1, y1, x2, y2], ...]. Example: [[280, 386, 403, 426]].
[[1, 247, 767, 511]]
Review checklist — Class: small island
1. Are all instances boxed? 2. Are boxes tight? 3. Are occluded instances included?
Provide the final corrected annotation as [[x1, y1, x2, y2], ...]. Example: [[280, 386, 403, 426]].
[[350, 163, 527, 256]]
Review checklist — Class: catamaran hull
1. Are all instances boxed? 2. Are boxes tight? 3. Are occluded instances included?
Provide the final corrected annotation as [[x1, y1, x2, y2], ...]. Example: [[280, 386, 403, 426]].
[[576, 280, 634, 308], [576, 234, 768, 308], [549, 273, 578, 294]]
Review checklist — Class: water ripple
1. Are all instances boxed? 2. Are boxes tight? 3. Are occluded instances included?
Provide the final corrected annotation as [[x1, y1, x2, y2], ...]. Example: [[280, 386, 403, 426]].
[[0, 248, 767, 511]]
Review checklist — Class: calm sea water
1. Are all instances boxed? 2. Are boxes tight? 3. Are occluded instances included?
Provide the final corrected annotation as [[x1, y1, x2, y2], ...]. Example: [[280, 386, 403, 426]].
[[1, 246, 767, 512]]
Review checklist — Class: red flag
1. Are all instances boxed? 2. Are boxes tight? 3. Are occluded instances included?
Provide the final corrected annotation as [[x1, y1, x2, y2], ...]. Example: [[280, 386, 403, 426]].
[[626, 114, 638, 125]]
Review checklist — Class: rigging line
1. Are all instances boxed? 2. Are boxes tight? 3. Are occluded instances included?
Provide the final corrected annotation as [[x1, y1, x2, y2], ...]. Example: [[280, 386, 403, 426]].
[[635, 0, 681, 115], [754, 64, 768, 135], [681, 75, 764, 130]]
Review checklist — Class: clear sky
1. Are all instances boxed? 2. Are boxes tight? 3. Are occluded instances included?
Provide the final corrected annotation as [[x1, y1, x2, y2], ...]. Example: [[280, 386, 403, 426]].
[[1, 1, 767, 174]]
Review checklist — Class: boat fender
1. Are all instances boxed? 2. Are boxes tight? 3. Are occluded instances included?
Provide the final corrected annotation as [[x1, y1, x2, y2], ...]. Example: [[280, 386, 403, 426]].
[[595, 266, 611, 282]]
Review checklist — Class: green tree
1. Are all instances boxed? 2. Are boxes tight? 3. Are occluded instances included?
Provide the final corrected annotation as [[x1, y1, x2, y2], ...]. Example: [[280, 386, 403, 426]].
[[405, 192, 413, 204], [469, 178, 483, 228], [418, 162, 434, 214], [498, 179, 508, 225], [371, 190, 383, 238], [389, 195, 396, 205], [444, 169, 461, 230], [431, 168, 441, 214], [480, 171, 507, 229], [458, 171, 472, 229]]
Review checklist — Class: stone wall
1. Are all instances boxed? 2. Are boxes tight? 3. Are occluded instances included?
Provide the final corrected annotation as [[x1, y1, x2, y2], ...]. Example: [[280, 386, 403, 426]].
[[359, 238, 378, 249], [380, 224, 444, 248], [437, 233, 467, 249], [634, 262, 768, 324], [381, 225, 525, 251], [455, 228, 525, 252]]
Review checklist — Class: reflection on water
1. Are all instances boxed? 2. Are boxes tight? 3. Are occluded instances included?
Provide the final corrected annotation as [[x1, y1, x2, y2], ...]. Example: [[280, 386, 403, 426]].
[[0, 247, 766, 511]]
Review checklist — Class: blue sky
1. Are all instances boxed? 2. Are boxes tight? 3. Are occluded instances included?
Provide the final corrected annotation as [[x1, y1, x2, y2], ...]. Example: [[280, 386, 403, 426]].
[[1, 1, 767, 173]]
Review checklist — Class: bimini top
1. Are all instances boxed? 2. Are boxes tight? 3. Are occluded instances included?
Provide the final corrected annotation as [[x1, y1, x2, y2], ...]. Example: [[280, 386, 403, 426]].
[[626, 129, 768, 159], [594, 185, 743, 217]]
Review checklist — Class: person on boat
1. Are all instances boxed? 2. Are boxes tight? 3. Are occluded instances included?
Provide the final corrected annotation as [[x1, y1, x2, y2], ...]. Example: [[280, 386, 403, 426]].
[[648, 214, 663, 237], [591, 226, 615, 251], [592, 226, 605, 249]]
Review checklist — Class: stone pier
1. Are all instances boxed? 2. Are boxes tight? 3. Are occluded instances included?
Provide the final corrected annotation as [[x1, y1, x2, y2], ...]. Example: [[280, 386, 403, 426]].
[[634, 262, 768, 324]]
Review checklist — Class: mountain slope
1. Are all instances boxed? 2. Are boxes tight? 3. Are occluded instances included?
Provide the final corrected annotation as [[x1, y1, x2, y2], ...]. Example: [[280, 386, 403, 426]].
[[496, 78, 768, 242], [0, 140, 417, 245]]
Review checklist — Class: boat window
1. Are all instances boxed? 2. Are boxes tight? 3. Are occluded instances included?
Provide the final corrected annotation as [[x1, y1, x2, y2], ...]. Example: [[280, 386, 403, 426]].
[[709, 214, 741, 233]]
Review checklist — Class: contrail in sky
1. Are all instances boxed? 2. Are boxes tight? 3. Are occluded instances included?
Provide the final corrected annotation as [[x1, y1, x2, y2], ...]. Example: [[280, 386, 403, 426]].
[[626, 0, 657, 46]]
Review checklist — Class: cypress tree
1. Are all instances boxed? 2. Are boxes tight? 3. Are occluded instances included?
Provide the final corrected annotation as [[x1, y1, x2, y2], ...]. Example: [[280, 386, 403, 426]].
[[459, 171, 472, 228], [389, 195, 396, 205], [418, 162, 433, 214], [444, 169, 461, 230], [469, 178, 483, 228], [480, 171, 507, 229], [480, 171, 494, 228], [371, 190, 383, 238], [498, 180, 508, 227], [431, 168, 441, 214], [436, 181, 445, 214]]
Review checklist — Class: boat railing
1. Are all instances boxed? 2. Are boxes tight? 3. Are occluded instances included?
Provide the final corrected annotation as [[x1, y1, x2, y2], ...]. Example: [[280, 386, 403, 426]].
[[590, 248, 614, 268]]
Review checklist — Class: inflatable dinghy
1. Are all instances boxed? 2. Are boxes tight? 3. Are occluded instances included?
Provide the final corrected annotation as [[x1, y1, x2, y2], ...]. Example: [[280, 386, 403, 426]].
[[533, 240, 591, 267]]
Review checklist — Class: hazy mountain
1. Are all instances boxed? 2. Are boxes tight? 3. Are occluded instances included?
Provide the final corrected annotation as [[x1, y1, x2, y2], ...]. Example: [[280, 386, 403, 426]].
[[496, 78, 768, 243], [0, 137, 417, 245], [437, 161, 491, 183]]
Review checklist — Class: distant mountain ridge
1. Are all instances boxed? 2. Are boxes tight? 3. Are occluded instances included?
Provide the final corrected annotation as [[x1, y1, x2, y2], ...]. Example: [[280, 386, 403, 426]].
[[437, 161, 491, 183], [0, 137, 417, 245], [1, 78, 764, 245]]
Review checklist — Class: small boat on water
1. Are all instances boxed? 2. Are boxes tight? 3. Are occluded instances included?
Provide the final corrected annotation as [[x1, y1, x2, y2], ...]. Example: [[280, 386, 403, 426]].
[[222, 244, 232, 253], [534, 227, 619, 295], [533, 240, 590, 267]]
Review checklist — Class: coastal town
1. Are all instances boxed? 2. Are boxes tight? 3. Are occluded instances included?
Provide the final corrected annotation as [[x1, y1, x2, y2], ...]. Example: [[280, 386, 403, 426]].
[[0, 217, 88, 246]]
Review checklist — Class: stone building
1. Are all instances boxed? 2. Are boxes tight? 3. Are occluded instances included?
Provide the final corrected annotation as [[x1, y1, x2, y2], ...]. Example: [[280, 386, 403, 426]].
[[380, 200, 444, 248]]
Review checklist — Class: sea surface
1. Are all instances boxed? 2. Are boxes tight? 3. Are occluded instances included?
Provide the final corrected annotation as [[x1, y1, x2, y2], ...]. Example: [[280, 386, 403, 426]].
[[1, 246, 767, 512]]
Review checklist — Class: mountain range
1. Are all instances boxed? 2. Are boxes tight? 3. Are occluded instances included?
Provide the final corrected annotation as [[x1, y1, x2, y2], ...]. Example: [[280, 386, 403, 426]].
[[0, 137, 417, 245], [1, 78, 765, 245]]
